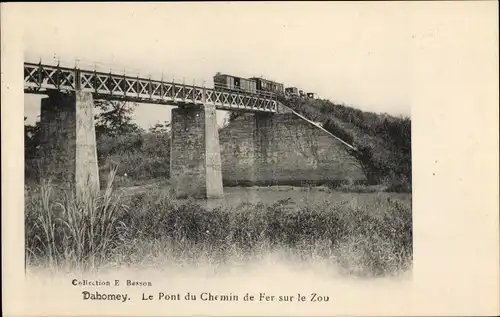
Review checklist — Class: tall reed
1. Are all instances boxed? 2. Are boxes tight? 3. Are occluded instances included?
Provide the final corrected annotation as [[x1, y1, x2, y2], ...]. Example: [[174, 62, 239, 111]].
[[26, 176, 412, 277], [25, 167, 126, 271]]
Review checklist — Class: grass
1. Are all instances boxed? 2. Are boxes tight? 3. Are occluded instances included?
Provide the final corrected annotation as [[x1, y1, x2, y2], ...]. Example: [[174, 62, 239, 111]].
[[25, 170, 412, 278]]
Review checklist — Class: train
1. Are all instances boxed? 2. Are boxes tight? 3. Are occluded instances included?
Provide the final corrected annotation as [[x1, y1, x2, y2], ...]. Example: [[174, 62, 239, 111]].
[[213, 72, 314, 100], [213, 72, 258, 94]]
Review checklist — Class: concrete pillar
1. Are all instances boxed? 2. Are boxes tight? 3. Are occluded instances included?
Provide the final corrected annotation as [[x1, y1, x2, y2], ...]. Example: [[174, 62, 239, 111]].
[[170, 104, 224, 199], [39, 91, 99, 198], [253, 113, 274, 184], [204, 104, 224, 198]]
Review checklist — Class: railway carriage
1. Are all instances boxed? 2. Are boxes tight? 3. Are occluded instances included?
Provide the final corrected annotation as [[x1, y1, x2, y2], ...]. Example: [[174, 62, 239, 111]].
[[213, 73, 257, 94], [285, 87, 299, 96], [249, 77, 284, 96], [213, 72, 293, 100]]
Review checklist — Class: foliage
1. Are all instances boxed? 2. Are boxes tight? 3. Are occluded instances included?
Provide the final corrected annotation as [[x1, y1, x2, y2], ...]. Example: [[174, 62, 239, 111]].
[[24, 117, 41, 160], [24, 117, 44, 182], [97, 131, 171, 187], [94, 100, 142, 138], [229, 111, 243, 121], [25, 179, 412, 277], [149, 121, 171, 134]]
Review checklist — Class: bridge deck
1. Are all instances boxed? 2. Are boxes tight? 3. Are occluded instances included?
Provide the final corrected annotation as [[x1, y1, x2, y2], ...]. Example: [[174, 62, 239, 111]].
[[24, 62, 277, 113]]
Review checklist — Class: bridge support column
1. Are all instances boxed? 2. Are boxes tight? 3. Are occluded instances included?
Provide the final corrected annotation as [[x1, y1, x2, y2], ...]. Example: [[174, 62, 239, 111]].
[[253, 113, 274, 183], [170, 104, 224, 199], [39, 91, 100, 198]]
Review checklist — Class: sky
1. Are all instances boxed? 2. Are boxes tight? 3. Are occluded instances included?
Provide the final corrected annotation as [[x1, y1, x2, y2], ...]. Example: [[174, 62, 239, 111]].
[[21, 2, 414, 128]]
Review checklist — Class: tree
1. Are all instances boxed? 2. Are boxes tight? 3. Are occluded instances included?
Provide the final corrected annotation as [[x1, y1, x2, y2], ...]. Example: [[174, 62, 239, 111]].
[[94, 100, 142, 138], [24, 117, 43, 181], [149, 121, 171, 134], [219, 111, 242, 128], [24, 117, 41, 160]]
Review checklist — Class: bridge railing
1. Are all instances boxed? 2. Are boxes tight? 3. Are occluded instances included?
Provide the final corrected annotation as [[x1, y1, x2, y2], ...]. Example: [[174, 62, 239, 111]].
[[24, 62, 277, 113]]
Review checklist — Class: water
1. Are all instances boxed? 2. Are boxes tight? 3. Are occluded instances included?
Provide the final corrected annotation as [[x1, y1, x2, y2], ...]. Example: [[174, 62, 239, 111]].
[[200, 186, 411, 210]]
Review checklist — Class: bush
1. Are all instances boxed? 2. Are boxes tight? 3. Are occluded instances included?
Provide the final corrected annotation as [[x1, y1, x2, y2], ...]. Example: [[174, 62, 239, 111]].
[[26, 180, 412, 277], [96, 131, 171, 186]]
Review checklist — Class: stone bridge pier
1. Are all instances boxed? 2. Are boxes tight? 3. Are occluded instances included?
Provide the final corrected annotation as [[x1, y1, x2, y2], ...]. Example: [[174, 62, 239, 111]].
[[39, 91, 100, 199], [170, 103, 224, 199]]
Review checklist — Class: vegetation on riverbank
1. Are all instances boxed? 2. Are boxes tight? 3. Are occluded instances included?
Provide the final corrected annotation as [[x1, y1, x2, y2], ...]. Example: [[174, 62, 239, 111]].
[[25, 171, 412, 277]]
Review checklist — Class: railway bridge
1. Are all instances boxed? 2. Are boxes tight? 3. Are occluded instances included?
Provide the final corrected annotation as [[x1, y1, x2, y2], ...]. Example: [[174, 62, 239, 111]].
[[24, 62, 278, 199], [24, 61, 366, 199]]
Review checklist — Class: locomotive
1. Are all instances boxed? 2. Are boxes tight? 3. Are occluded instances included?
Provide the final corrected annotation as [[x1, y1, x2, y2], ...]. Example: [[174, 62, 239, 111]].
[[213, 72, 314, 99]]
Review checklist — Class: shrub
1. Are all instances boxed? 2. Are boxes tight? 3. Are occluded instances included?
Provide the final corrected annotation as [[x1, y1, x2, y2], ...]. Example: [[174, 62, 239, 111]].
[[96, 131, 171, 186], [26, 182, 412, 277]]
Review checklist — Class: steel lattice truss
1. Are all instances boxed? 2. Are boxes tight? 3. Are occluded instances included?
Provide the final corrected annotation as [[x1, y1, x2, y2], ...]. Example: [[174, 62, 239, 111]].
[[24, 63, 277, 113]]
